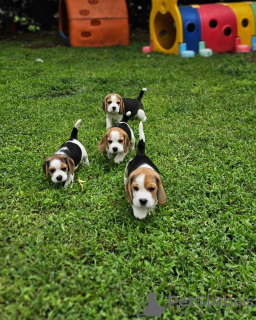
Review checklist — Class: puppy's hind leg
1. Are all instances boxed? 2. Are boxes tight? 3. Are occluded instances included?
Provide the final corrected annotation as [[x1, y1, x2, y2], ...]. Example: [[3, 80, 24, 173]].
[[80, 147, 89, 166], [130, 130, 135, 150], [137, 109, 147, 122], [82, 155, 89, 166]]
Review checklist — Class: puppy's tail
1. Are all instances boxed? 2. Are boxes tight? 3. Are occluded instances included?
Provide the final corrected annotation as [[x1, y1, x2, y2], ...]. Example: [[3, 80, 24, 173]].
[[137, 88, 147, 102], [121, 111, 132, 123], [70, 119, 81, 140], [137, 121, 146, 155]]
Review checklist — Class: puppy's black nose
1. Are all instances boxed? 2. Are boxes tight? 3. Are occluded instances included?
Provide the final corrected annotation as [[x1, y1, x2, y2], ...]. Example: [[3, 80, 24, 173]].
[[112, 106, 116, 111], [56, 175, 63, 181], [139, 199, 148, 206], [112, 147, 118, 152]]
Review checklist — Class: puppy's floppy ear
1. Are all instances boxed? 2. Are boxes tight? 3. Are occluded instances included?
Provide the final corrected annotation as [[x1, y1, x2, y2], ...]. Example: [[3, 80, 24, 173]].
[[102, 96, 108, 113], [125, 174, 135, 204], [43, 160, 50, 178], [123, 132, 130, 153], [98, 134, 108, 153], [66, 157, 75, 174], [156, 175, 167, 205], [118, 95, 125, 115]]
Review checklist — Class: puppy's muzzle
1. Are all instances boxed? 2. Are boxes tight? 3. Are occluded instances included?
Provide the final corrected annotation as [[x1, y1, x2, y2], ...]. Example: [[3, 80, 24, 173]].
[[112, 147, 118, 153]]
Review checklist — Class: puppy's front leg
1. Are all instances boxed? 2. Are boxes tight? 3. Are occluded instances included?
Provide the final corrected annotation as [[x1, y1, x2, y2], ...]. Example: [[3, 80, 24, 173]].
[[114, 151, 126, 164], [106, 114, 112, 129], [107, 150, 115, 159], [64, 172, 74, 188]]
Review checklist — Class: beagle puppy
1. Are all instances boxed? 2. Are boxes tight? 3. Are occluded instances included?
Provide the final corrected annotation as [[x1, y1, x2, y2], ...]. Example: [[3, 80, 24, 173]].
[[102, 88, 147, 128], [98, 113, 135, 164], [124, 122, 167, 219], [43, 119, 89, 187]]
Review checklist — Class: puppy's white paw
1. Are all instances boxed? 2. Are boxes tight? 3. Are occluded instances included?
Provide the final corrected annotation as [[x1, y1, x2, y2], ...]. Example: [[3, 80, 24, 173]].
[[64, 182, 73, 188], [114, 155, 124, 164]]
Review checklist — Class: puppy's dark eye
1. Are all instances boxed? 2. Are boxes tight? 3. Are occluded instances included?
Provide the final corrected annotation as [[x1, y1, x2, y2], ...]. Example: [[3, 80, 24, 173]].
[[117, 102, 120, 105], [107, 101, 112, 104], [62, 167, 67, 171], [118, 139, 123, 143], [49, 168, 55, 173], [149, 187, 155, 192], [133, 186, 139, 191], [108, 140, 113, 144]]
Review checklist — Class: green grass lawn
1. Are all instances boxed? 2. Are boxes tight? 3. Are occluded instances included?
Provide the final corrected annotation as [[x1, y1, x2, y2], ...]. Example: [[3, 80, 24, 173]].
[[1, 32, 256, 319]]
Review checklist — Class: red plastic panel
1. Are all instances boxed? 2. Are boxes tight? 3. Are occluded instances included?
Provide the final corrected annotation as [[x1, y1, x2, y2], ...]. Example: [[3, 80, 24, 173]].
[[198, 4, 237, 53]]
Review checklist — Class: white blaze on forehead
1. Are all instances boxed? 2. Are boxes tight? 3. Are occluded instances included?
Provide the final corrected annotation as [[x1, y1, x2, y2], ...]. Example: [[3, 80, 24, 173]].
[[109, 130, 121, 141], [135, 173, 146, 189], [111, 94, 118, 103], [49, 159, 62, 169]]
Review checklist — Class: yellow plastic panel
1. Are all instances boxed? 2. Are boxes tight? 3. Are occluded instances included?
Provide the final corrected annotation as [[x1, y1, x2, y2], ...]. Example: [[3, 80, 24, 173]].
[[150, 0, 183, 54], [225, 2, 254, 46]]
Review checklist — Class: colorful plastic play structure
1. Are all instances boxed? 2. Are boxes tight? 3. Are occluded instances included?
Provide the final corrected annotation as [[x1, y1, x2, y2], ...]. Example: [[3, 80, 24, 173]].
[[143, 0, 256, 56], [58, 0, 129, 47], [58, 0, 256, 56]]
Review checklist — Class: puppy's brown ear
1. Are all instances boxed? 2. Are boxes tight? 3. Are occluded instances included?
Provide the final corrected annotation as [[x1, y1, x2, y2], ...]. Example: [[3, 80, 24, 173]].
[[125, 175, 134, 204], [102, 97, 108, 113], [156, 175, 167, 205], [66, 157, 75, 174], [119, 96, 125, 115], [43, 160, 49, 178], [98, 134, 108, 153], [123, 132, 130, 153]]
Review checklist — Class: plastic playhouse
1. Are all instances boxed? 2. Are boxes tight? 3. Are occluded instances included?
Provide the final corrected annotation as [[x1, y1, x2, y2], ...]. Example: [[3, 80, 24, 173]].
[[59, 0, 129, 47], [143, 0, 256, 56]]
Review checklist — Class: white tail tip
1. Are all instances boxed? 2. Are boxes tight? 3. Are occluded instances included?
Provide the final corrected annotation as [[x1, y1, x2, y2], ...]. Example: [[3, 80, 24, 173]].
[[126, 111, 131, 117], [74, 119, 82, 129], [142, 88, 147, 91], [139, 121, 145, 142]]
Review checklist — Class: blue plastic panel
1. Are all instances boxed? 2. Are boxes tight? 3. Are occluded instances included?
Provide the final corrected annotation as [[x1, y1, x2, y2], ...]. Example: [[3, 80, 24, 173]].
[[180, 6, 202, 53]]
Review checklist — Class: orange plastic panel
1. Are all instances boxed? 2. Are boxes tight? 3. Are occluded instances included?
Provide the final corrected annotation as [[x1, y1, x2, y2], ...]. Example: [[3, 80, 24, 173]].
[[69, 19, 129, 47], [66, 0, 128, 20], [59, 0, 129, 47]]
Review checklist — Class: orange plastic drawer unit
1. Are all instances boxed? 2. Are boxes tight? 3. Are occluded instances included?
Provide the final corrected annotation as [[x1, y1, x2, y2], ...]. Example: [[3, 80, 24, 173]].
[[59, 0, 129, 47]]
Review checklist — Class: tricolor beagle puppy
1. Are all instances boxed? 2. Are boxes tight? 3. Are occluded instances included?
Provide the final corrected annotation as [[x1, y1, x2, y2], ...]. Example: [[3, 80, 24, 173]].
[[124, 122, 167, 219], [43, 119, 89, 187], [98, 112, 135, 164], [102, 88, 147, 128]]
